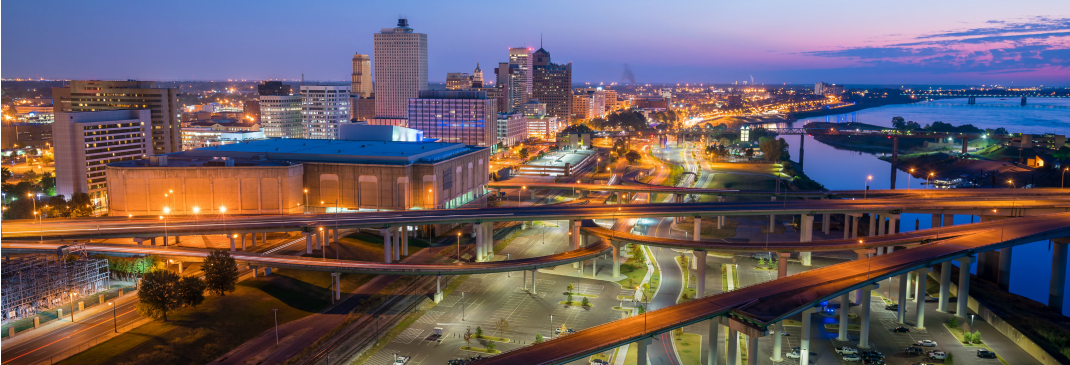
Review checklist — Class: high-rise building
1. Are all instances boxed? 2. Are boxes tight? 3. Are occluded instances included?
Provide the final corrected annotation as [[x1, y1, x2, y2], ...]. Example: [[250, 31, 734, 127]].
[[259, 87, 303, 138], [301, 85, 350, 139], [572, 93, 591, 121], [815, 82, 843, 95], [509, 47, 533, 104], [472, 63, 484, 88], [523, 99, 558, 139], [603, 89, 619, 113], [408, 90, 496, 147], [350, 95, 375, 121], [53, 109, 151, 206], [371, 18, 428, 127], [351, 54, 373, 98], [53, 81, 179, 154], [577, 88, 607, 119], [258, 81, 291, 96], [496, 112, 527, 147], [243, 99, 261, 123], [532, 47, 573, 122], [446, 73, 473, 90]]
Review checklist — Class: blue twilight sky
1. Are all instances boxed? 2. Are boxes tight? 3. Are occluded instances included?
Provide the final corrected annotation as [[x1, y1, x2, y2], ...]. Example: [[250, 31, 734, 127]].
[[3, 0, 1068, 85]]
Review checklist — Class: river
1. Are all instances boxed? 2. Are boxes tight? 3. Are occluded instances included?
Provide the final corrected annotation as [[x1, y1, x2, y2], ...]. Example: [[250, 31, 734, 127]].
[[784, 98, 1070, 315]]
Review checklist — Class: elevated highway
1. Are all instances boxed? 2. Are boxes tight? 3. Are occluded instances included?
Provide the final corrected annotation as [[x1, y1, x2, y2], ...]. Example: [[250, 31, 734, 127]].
[[473, 213, 1070, 365]]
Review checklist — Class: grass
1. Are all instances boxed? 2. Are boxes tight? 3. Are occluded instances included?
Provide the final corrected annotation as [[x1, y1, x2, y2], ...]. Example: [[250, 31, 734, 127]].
[[473, 335, 511, 343], [532, 221, 559, 227], [705, 173, 778, 191], [675, 255, 696, 303], [566, 293, 598, 298], [944, 324, 1011, 365], [558, 301, 595, 308], [624, 339, 639, 365], [589, 353, 610, 364], [676, 218, 739, 240], [722, 264, 729, 291], [58, 270, 373, 365], [460, 346, 501, 354], [674, 332, 702, 365]]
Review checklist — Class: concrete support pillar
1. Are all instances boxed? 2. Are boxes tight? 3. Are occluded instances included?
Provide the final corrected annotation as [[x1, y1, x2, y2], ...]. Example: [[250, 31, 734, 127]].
[[571, 220, 581, 268], [402, 226, 410, 256], [612, 241, 621, 278], [241, 234, 247, 250], [483, 222, 494, 258], [230, 235, 236, 252], [726, 328, 738, 365], [393, 227, 401, 261], [915, 267, 931, 329], [957, 256, 974, 318], [777, 252, 790, 278], [251, 232, 257, 247], [838, 293, 851, 341], [693, 217, 702, 241], [942, 214, 954, 227], [938, 261, 952, 312], [1051, 242, 1068, 313], [890, 214, 901, 234], [304, 232, 313, 254], [998, 247, 1013, 291], [931, 214, 941, 229], [637, 337, 650, 365], [381, 228, 393, 263], [822, 213, 831, 235], [151, 237, 157, 246], [252, 266, 258, 278], [851, 214, 860, 238], [707, 319, 721, 365], [769, 214, 776, 232], [718, 216, 725, 230], [859, 285, 874, 349], [262, 232, 268, 245], [178, 261, 183, 274], [877, 216, 886, 236], [800, 307, 817, 365], [799, 214, 813, 266], [475, 224, 485, 261], [868, 213, 877, 237], [318, 230, 325, 249], [770, 322, 783, 362], [897, 273, 908, 323], [264, 267, 272, 275], [854, 250, 869, 304], [746, 334, 758, 365], [335, 273, 341, 300], [693, 250, 707, 299], [531, 270, 537, 294]]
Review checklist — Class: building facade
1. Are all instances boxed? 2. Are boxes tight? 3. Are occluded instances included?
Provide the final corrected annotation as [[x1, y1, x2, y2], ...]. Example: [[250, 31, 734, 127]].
[[532, 48, 573, 122], [351, 96, 375, 121], [53, 110, 151, 206], [259, 95, 303, 138], [509, 47, 533, 108], [52, 81, 178, 154], [407, 90, 496, 148], [496, 112, 526, 147], [301, 85, 350, 139], [446, 72, 472, 90], [351, 54, 373, 97], [371, 18, 428, 127]]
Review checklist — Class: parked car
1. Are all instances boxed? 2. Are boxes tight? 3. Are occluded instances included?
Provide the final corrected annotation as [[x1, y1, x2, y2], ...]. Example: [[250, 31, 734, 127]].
[[916, 339, 938, 347], [751, 252, 777, 261], [786, 351, 801, 359], [891, 326, 910, 332], [842, 354, 862, 362], [977, 349, 997, 358], [861, 350, 884, 359], [884, 304, 899, 310], [836, 347, 859, 355], [904, 346, 924, 355], [928, 351, 946, 359]]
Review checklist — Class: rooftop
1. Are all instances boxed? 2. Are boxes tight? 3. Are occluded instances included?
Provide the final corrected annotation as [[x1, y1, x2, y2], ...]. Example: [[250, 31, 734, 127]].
[[174, 138, 484, 165]]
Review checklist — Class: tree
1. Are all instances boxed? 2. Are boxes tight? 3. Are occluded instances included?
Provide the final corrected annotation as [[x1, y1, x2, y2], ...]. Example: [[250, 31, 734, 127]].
[[891, 116, 906, 130], [566, 293, 574, 304], [744, 148, 755, 159], [485, 341, 496, 352], [203, 250, 239, 296], [637, 304, 645, 314], [21, 170, 40, 185], [518, 148, 530, 161], [760, 138, 789, 162], [581, 297, 590, 307], [494, 318, 510, 338], [475, 326, 484, 338], [1, 168, 11, 184], [534, 333, 544, 343], [178, 275, 207, 308], [972, 330, 982, 344], [625, 150, 641, 163], [945, 353, 954, 365], [68, 193, 94, 217], [566, 283, 575, 294], [137, 269, 182, 321], [464, 327, 473, 346], [948, 316, 958, 328]]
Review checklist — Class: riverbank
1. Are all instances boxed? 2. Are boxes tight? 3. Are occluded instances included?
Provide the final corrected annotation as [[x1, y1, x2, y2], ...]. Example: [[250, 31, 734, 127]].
[[792, 95, 923, 120]]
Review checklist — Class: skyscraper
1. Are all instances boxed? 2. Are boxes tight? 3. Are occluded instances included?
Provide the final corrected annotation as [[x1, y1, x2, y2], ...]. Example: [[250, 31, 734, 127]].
[[532, 47, 573, 122], [371, 18, 428, 127], [53, 80, 179, 154], [408, 90, 496, 147], [509, 47, 533, 105], [258, 81, 302, 138], [351, 54, 373, 98], [53, 109, 151, 206], [301, 85, 351, 139]]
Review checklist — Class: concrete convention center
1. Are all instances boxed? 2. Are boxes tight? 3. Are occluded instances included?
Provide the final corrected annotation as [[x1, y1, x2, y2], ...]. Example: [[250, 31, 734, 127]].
[[104, 132, 492, 223]]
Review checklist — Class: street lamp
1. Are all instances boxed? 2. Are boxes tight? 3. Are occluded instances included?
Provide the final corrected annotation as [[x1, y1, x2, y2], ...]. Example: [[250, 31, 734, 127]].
[[109, 301, 117, 332], [908, 168, 915, 189], [550, 314, 554, 339], [162, 207, 171, 246], [220, 206, 228, 238], [456, 232, 462, 261], [461, 291, 466, 321], [864, 175, 872, 199], [303, 189, 308, 213], [69, 291, 77, 322], [520, 186, 526, 207], [1062, 167, 1068, 188], [273, 308, 279, 345], [926, 172, 934, 189]]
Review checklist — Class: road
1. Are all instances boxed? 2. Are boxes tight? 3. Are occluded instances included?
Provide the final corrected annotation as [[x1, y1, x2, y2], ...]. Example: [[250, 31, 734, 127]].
[[1, 299, 141, 365]]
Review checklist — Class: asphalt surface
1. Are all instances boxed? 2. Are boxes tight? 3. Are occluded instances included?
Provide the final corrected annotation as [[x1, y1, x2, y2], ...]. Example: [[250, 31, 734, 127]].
[[2, 299, 141, 365]]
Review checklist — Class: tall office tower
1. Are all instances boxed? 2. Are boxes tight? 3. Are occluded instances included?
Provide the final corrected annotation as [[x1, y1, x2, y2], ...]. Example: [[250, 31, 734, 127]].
[[301, 85, 351, 139], [258, 81, 291, 96], [408, 90, 496, 147], [351, 54, 373, 98], [371, 18, 428, 127], [472, 63, 484, 88], [53, 109, 150, 205], [532, 47, 573, 121], [571, 93, 591, 121], [603, 89, 618, 113], [577, 88, 607, 119], [509, 47, 533, 103], [53, 81, 178, 154], [446, 72, 472, 90]]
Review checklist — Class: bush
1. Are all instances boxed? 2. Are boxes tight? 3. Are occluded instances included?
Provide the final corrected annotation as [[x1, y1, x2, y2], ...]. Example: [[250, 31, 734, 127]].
[[948, 317, 958, 328], [475, 326, 484, 338], [485, 341, 496, 351], [581, 297, 590, 307], [566, 293, 573, 303], [534, 333, 544, 343]]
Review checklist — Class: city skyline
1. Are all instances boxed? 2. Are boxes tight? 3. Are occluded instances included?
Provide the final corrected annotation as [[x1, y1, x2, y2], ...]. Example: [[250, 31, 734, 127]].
[[2, 0, 1067, 85]]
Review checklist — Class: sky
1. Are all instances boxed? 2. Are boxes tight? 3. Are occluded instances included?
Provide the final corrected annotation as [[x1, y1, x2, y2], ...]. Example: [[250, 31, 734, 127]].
[[3, 0, 1069, 85]]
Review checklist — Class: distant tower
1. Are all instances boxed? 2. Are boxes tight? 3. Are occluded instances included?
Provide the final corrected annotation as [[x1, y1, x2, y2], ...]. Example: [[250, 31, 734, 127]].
[[351, 53, 372, 97], [371, 18, 428, 126], [472, 63, 484, 88]]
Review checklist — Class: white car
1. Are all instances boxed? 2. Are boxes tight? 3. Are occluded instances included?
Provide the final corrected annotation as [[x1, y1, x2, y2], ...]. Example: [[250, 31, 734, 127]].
[[916, 340, 938, 347], [929, 351, 947, 359], [842, 354, 861, 362], [836, 346, 858, 355], [785, 351, 801, 359]]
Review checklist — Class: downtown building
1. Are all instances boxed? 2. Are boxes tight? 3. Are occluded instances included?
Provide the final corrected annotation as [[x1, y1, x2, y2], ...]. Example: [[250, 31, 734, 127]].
[[258, 81, 303, 138], [523, 99, 560, 139], [496, 112, 527, 147], [301, 85, 350, 139], [351, 53, 373, 97], [53, 109, 151, 206], [52, 80, 179, 154], [407, 90, 496, 148], [370, 18, 428, 127], [532, 47, 573, 122]]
